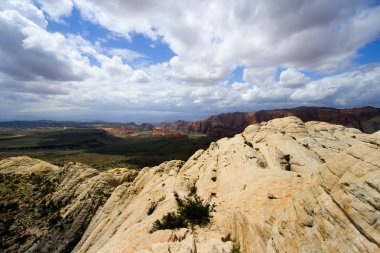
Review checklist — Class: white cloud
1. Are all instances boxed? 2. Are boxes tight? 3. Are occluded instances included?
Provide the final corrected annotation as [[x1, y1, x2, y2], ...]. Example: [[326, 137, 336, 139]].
[[243, 67, 276, 87], [279, 68, 310, 88], [0, 0, 46, 28], [0, 8, 83, 82], [73, 0, 380, 76], [1, 0, 380, 121], [108, 48, 146, 63], [131, 70, 151, 83], [290, 65, 380, 105], [35, 0, 73, 22]]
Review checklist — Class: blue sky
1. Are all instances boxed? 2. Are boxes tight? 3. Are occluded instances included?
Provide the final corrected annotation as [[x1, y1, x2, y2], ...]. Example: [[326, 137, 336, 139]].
[[46, 7, 176, 66], [0, 0, 380, 122], [355, 38, 380, 65]]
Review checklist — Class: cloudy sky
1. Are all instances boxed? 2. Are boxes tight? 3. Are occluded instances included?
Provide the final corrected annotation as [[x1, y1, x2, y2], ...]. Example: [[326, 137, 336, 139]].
[[1, 0, 380, 122]]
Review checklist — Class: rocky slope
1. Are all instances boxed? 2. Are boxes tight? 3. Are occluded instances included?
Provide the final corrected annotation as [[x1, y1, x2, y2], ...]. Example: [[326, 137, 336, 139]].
[[71, 117, 379, 253], [1, 117, 379, 252], [0, 157, 138, 252], [159, 106, 380, 137]]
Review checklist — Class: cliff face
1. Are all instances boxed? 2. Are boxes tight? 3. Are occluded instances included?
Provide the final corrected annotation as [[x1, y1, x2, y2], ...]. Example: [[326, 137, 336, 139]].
[[160, 107, 380, 138], [1, 117, 379, 253]]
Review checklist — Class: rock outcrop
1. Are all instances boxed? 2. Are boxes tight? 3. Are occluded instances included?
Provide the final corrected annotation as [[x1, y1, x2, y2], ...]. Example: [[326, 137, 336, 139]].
[[1, 117, 379, 252], [72, 117, 379, 253]]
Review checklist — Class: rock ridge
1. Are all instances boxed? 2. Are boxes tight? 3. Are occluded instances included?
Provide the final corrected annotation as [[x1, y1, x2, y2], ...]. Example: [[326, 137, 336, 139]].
[[72, 117, 379, 253]]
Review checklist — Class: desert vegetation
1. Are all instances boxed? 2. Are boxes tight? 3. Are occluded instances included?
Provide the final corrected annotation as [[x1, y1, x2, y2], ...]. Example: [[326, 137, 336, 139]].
[[0, 172, 59, 251], [150, 190, 215, 233], [0, 128, 214, 170]]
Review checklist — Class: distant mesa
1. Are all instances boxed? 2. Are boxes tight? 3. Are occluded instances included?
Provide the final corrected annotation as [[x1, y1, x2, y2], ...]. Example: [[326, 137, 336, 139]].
[[157, 106, 380, 138], [96, 106, 380, 138]]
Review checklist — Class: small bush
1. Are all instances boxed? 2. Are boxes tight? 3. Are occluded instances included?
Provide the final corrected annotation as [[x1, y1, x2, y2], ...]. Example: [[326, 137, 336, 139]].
[[150, 192, 214, 233], [178, 194, 214, 226], [150, 212, 186, 232]]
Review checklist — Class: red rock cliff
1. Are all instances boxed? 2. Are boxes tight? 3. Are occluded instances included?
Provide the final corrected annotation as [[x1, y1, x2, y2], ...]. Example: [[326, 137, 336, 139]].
[[161, 106, 380, 138]]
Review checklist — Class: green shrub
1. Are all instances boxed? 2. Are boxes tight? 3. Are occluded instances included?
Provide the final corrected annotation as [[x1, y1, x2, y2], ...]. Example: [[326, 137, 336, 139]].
[[150, 192, 214, 233], [178, 194, 214, 226], [150, 211, 186, 232]]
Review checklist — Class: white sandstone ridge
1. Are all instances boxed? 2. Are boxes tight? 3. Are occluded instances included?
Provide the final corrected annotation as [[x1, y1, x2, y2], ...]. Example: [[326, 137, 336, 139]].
[[0, 156, 59, 174], [1, 117, 379, 253], [72, 117, 380, 253]]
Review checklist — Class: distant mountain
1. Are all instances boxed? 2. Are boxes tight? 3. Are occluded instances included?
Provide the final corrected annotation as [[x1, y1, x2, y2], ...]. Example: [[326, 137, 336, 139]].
[[2, 106, 379, 138], [159, 106, 380, 137]]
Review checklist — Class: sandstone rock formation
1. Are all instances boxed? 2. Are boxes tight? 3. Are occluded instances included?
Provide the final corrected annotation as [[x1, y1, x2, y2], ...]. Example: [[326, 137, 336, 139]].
[[159, 106, 380, 138], [1, 117, 379, 253], [72, 117, 379, 253], [0, 156, 59, 174]]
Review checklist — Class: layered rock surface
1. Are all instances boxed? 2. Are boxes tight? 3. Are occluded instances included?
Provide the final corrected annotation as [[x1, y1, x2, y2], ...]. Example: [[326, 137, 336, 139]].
[[1, 117, 379, 253], [72, 117, 379, 253]]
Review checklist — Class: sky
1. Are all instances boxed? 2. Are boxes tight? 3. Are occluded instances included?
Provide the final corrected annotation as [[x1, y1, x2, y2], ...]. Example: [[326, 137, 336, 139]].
[[0, 0, 380, 122]]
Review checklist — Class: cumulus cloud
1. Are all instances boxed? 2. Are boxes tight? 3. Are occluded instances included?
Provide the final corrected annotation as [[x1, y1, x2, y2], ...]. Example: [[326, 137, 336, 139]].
[[0, 7, 85, 83], [0, 0, 46, 28], [243, 67, 276, 87], [290, 65, 380, 106], [279, 68, 310, 88]]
